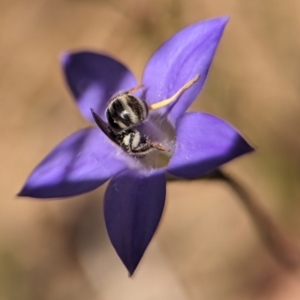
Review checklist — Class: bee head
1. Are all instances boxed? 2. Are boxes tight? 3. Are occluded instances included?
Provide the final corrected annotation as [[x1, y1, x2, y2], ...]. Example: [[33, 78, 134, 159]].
[[106, 93, 148, 132]]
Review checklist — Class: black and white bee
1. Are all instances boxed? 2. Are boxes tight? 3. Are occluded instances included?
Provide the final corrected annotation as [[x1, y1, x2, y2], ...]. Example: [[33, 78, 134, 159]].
[[91, 74, 199, 156], [112, 128, 168, 155], [91, 108, 168, 155]]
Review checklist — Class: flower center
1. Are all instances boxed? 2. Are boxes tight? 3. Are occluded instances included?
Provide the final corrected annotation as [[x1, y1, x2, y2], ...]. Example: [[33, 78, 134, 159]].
[[130, 112, 176, 170], [91, 75, 199, 171], [126, 75, 199, 170]]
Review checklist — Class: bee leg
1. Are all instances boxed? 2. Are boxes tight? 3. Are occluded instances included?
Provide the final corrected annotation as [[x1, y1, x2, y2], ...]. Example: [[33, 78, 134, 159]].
[[151, 142, 170, 152], [131, 140, 153, 155], [132, 140, 169, 155]]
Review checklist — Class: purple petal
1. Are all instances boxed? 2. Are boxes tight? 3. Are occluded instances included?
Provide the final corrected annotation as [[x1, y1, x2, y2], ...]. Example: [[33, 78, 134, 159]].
[[168, 112, 253, 178], [61, 51, 138, 122], [143, 17, 228, 124], [104, 169, 166, 275], [19, 128, 127, 198]]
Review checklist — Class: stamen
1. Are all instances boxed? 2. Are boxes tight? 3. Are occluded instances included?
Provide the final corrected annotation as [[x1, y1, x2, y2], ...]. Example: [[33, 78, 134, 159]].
[[149, 74, 200, 110]]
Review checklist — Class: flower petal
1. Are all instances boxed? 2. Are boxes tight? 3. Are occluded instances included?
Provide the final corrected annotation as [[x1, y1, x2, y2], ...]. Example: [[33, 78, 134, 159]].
[[143, 17, 228, 124], [19, 128, 127, 198], [168, 112, 253, 178], [104, 169, 166, 275], [61, 51, 138, 122]]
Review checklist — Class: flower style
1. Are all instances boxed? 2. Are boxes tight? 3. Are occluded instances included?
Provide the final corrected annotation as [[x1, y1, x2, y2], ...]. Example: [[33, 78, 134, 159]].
[[19, 17, 253, 275]]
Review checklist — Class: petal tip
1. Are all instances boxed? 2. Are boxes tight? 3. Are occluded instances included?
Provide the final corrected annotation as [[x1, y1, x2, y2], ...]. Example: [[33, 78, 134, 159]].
[[240, 136, 255, 155], [128, 270, 135, 277], [16, 187, 40, 199], [60, 51, 71, 68], [210, 15, 230, 31], [219, 15, 230, 24], [16, 185, 37, 198], [16, 190, 29, 199], [17, 186, 27, 197]]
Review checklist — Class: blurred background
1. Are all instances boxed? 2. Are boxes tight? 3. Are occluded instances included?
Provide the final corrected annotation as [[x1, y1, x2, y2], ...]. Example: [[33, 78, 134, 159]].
[[1, 0, 300, 299]]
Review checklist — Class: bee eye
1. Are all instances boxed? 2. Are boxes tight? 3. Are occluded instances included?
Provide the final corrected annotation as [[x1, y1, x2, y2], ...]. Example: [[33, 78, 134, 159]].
[[120, 111, 129, 118]]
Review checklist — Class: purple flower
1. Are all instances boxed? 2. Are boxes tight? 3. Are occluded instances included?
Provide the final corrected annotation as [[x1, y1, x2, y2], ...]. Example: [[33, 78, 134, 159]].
[[19, 17, 253, 275]]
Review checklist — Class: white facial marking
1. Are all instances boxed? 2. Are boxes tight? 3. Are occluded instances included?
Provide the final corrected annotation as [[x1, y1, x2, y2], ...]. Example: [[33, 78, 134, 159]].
[[132, 131, 141, 149], [119, 97, 138, 124], [123, 134, 131, 146]]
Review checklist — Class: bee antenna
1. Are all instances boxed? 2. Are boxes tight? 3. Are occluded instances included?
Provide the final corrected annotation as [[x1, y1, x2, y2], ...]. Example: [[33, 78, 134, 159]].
[[125, 84, 144, 95]]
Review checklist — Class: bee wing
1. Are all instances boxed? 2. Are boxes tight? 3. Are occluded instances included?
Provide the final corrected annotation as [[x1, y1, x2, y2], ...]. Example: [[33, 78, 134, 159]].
[[90, 108, 114, 139]]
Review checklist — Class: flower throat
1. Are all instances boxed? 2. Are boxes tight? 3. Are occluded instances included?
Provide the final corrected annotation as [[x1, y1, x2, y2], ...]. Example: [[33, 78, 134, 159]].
[[91, 75, 199, 169]]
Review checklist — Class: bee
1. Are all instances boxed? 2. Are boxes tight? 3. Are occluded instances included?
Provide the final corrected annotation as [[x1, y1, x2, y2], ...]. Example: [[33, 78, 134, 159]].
[[106, 74, 200, 133], [112, 128, 169, 155], [91, 75, 199, 156], [91, 108, 169, 155]]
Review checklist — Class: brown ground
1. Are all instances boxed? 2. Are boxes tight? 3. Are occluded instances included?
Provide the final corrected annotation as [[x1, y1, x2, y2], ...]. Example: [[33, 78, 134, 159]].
[[1, 0, 300, 299]]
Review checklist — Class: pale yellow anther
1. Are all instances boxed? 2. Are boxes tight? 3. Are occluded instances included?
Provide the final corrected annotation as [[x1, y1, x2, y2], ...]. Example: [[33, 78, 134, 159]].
[[149, 74, 200, 110]]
